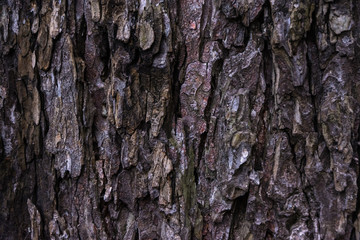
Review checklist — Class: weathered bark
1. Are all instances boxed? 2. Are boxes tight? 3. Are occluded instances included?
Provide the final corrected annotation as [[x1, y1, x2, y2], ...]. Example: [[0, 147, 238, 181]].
[[1, 0, 360, 239]]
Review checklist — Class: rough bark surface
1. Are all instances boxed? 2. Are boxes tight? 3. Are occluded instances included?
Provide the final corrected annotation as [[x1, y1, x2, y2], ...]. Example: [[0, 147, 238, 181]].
[[1, 0, 360, 239]]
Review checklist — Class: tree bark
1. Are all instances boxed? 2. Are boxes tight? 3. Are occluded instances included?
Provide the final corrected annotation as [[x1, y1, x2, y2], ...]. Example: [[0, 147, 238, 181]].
[[1, 0, 360, 239]]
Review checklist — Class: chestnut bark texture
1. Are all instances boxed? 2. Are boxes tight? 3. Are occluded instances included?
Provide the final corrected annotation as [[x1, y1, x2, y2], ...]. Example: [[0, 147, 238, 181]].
[[1, 0, 360, 239]]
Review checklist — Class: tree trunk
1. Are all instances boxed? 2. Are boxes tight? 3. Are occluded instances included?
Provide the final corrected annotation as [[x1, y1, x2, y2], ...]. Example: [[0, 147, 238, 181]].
[[1, 0, 360, 239]]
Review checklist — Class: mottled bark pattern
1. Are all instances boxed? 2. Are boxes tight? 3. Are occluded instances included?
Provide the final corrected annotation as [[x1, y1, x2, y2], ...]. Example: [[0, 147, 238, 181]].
[[1, 0, 360, 239]]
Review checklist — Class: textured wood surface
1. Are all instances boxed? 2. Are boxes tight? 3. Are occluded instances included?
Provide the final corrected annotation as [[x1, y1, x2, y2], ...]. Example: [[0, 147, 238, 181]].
[[0, 0, 360, 239]]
